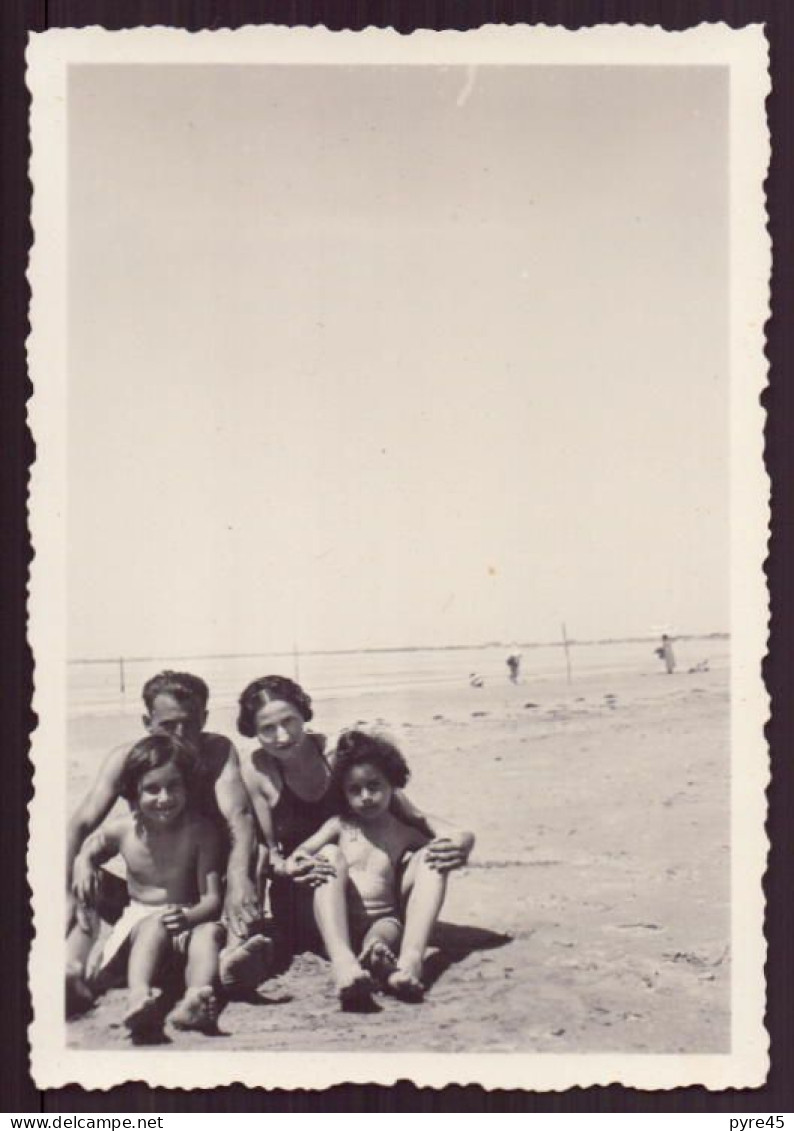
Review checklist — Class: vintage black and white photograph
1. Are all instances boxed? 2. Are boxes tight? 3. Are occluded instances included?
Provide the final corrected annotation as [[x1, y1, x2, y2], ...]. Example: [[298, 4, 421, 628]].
[[27, 24, 769, 1091]]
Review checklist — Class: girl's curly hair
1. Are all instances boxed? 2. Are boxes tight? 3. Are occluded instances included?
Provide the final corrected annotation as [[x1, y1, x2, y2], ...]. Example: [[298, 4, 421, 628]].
[[119, 734, 199, 806], [236, 675, 314, 738], [332, 729, 410, 799]]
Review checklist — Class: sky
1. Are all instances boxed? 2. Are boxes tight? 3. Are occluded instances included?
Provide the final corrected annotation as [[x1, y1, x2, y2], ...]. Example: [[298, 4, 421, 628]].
[[67, 63, 729, 659]]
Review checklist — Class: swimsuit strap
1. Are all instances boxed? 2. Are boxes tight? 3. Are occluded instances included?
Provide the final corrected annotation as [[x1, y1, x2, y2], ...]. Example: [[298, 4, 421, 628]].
[[274, 732, 330, 796], [271, 734, 336, 854]]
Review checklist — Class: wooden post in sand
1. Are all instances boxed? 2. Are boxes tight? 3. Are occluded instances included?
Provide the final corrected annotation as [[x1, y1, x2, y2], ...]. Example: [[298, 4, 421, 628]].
[[561, 623, 572, 684], [119, 656, 126, 696]]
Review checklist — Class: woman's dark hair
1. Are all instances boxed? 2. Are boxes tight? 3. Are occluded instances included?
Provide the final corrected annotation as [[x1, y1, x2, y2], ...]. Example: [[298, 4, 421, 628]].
[[119, 734, 199, 806], [236, 675, 314, 738], [332, 729, 410, 799], [142, 670, 209, 713]]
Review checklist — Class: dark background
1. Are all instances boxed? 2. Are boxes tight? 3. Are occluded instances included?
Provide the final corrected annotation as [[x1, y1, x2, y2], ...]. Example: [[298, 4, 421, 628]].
[[2, 0, 791, 1114]]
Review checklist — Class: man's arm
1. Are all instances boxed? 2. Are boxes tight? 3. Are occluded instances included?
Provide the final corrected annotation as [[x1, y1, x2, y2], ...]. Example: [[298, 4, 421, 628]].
[[213, 739, 259, 936], [72, 818, 124, 909], [240, 768, 286, 878], [66, 743, 128, 913]]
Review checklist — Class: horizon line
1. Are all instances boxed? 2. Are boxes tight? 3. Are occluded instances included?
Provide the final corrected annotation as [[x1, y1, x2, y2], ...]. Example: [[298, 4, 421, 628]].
[[67, 631, 731, 666]]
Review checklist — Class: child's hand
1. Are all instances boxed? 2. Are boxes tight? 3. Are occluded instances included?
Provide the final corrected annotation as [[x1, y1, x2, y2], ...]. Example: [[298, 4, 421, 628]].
[[160, 906, 189, 936], [425, 835, 473, 873]]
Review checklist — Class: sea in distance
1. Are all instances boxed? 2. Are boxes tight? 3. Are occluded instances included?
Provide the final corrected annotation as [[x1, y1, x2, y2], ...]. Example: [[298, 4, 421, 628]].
[[68, 636, 728, 720]]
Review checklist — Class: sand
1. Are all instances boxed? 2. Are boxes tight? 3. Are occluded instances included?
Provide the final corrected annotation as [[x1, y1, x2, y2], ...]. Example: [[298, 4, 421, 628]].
[[66, 654, 730, 1053]]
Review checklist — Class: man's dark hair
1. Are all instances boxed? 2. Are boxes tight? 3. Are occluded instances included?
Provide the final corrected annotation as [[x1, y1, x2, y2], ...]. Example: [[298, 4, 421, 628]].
[[142, 670, 209, 713]]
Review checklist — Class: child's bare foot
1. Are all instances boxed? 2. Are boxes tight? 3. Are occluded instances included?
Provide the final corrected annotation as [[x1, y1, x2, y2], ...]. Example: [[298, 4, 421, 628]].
[[387, 967, 425, 1002], [167, 986, 220, 1035], [334, 959, 375, 1012], [359, 938, 399, 984], [387, 952, 425, 1002], [219, 935, 273, 993], [123, 988, 164, 1037]]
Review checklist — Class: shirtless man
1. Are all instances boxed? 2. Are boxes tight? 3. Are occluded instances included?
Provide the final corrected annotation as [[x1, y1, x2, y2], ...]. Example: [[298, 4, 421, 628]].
[[67, 670, 267, 1004]]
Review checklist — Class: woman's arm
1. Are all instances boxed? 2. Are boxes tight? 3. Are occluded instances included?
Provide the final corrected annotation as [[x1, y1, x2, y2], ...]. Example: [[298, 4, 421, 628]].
[[392, 790, 475, 872], [281, 818, 342, 887], [290, 817, 341, 860]]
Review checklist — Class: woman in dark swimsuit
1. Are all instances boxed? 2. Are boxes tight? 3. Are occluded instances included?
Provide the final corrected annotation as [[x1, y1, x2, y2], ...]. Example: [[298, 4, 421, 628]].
[[236, 675, 474, 996]]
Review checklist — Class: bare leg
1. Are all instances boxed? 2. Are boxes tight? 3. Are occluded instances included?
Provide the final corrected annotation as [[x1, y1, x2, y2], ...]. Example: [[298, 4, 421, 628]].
[[65, 919, 96, 1016], [218, 866, 272, 992], [312, 845, 373, 1008], [389, 848, 447, 1001], [358, 917, 402, 983], [168, 923, 224, 1034], [124, 915, 170, 1036], [185, 921, 224, 989], [127, 914, 170, 993]]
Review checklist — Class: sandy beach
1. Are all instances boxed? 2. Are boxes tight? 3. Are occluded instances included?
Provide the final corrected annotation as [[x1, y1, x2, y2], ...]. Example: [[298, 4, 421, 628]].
[[66, 649, 730, 1054]]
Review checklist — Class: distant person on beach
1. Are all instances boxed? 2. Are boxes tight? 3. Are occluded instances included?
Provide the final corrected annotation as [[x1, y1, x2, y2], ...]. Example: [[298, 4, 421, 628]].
[[67, 735, 225, 1039], [654, 634, 676, 674], [66, 670, 267, 1011], [236, 675, 474, 995], [286, 729, 451, 1009], [506, 652, 521, 684]]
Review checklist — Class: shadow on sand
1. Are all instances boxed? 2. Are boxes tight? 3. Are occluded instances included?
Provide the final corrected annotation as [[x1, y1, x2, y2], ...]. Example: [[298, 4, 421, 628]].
[[423, 921, 512, 989], [245, 919, 512, 999]]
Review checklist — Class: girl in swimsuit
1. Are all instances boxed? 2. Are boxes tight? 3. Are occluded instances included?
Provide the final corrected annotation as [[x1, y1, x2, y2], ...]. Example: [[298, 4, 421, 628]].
[[236, 676, 475, 996], [288, 729, 449, 1008]]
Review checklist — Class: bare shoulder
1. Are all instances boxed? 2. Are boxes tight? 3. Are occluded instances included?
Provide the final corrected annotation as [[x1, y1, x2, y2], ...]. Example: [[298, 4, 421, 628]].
[[390, 787, 425, 822], [100, 740, 138, 780], [109, 810, 138, 848], [199, 732, 239, 776], [200, 731, 237, 759], [398, 818, 429, 853], [319, 815, 343, 838], [240, 747, 279, 798]]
